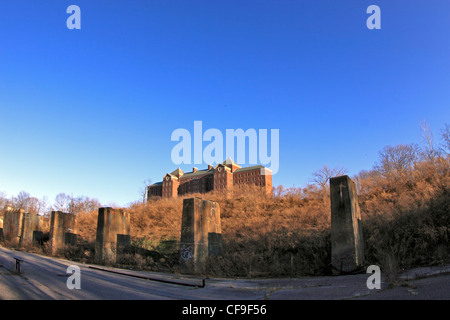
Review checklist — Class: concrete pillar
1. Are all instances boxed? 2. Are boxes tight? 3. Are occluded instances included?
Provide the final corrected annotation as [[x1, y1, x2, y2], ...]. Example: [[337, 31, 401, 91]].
[[19, 213, 42, 247], [179, 198, 222, 274], [95, 207, 130, 264], [330, 175, 364, 274], [3, 209, 24, 245], [50, 211, 77, 254]]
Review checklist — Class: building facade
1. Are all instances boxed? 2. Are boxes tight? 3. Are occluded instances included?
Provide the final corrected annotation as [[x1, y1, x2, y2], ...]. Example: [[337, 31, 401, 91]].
[[147, 158, 272, 200]]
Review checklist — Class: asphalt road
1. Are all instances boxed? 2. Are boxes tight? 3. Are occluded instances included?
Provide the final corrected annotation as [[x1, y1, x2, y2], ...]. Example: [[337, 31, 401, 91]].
[[1, 246, 449, 300]]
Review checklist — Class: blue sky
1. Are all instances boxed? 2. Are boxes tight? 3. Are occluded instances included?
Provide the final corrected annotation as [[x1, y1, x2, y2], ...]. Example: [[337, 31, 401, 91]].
[[0, 1, 449, 206]]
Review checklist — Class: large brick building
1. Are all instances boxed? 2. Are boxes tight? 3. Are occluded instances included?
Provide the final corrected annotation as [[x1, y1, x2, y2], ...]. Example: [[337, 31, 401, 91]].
[[147, 158, 272, 199]]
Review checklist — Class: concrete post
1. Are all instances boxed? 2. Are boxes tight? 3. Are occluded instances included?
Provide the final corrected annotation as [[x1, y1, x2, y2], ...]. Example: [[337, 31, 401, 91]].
[[179, 198, 222, 274], [95, 207, 130, 264], [50, 211, 77, 254], [330, 175, 364, 274], [3, 209, 24, 245], [19, 213, 42, 247]]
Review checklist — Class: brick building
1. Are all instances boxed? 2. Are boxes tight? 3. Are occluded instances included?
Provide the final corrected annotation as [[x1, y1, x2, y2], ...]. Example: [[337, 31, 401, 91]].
[[147, 158, 272, 200]]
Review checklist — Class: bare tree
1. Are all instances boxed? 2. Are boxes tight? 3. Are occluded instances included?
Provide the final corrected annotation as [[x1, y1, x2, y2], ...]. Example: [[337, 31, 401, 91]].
[[0, 191, 10, 213], [8, 191, 49, 215], [440, 123, 450, 155], [374, 144, 419, 177], [35, 196, 51, 217], [353, 169, 376, 195], [312, 165, 348, 189], [13, 191, 31, 210], [53, 193, 101, 214], [54, 193, 73, 212], [139, 178, 153, 203], [71, 196, 101, 213], [419, 120, 440, 160]]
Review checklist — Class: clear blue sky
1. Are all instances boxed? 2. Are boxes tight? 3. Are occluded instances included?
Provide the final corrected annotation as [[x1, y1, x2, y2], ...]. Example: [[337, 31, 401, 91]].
[[1, 1, 449, 206]]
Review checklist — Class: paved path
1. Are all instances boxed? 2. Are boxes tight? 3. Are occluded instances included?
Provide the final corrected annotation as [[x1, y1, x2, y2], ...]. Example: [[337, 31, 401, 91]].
[[1, 246, 449, 300]]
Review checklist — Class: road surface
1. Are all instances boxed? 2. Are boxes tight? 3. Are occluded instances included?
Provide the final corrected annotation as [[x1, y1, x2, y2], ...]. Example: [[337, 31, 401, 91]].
[[1, 246, 449, 300]]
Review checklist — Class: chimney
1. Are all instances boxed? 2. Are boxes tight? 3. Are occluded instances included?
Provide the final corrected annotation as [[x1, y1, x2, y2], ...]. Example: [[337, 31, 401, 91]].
[[208, 164, 213, 170], [193, 167, 198, 173]]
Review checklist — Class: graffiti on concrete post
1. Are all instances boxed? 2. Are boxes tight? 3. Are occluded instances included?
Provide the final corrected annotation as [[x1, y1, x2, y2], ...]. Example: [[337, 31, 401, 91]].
[[180, 244, 194, 260]]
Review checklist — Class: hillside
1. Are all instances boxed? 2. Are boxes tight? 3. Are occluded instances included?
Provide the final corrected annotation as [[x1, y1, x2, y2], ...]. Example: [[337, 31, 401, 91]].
[[72, 156, 449, 279]]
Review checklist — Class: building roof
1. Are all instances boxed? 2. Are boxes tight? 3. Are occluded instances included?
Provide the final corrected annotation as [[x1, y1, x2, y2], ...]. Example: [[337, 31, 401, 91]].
[[234, 165, 265, 173], [170, 167, 184, 177], [222, 157, 241, 168], [150, 181, 162, 187], [181, 168, 214, 179]]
